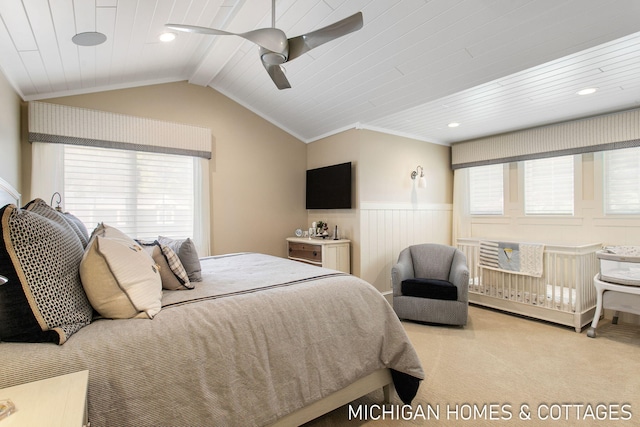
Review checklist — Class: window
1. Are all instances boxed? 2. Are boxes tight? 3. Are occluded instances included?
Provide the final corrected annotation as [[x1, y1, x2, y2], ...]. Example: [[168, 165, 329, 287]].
[[469, 164, 504, 215], [604, 146, 640, 214], [63, 145, 194, 240], [524, 155, 574, 215]]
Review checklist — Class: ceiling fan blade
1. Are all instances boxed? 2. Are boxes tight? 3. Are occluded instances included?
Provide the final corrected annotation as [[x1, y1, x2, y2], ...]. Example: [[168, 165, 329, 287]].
[[166, 23, 232, 36], [287, 12, 363, 61], [165, 24, 288, 54], [261, 58, 291, 90]]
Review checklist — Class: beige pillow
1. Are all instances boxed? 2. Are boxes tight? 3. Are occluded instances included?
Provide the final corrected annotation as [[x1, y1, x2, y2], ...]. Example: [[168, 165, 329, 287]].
[[80, 224, 162, 319]]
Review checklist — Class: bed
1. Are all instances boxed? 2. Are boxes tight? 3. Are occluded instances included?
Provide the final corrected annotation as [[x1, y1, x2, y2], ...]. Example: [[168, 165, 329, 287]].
[[0, 179, 424, 426]]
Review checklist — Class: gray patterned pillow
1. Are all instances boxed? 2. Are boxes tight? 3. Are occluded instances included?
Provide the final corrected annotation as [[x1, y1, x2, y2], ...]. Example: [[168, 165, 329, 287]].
[[0, 202, 93, 344], [62, 211, 90, 247], [24, 199, 89, 247]]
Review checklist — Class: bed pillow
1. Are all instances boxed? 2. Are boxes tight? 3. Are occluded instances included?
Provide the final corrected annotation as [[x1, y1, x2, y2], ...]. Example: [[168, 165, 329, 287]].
[[62, 212, 90, 247], [139, 241, 192, 290], [157, 236, 202, 282], [80, 224, 162, 319], [0, 202, 93, 345], [23, 199, 89, 248]]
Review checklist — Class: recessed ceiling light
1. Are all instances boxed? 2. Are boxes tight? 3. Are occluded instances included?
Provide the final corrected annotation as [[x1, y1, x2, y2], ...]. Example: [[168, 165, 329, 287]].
[[72, 31, 107, 46], [159, 32, 176, 42], [577, 87, 598, 95], [448, 122, 460, 128]]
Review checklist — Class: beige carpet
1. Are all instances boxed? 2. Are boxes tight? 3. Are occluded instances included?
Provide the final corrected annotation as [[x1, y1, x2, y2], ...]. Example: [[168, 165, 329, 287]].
[[306, 305, 640, 426]]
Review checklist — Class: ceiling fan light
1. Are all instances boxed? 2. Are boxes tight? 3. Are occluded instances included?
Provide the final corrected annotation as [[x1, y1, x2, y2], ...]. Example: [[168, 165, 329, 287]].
[[577, 87, 598, 95], [159, 32, 176, 42], [261, 51, 287, 65]]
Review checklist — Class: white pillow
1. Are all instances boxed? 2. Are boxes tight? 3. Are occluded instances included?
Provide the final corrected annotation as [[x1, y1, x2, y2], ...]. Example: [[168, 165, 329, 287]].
[[80, 224, 162, 319]]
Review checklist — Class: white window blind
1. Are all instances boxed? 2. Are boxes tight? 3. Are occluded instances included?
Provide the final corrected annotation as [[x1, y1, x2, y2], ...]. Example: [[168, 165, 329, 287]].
[[604, 146, 640, 214], [469, 164, 504, 215], [524, 155, 574, 215], [63, 145, 194, 239]]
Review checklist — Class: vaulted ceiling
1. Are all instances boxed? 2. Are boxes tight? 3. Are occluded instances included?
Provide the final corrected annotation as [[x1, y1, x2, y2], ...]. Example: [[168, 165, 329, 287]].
[[1, 0, 640, 145]]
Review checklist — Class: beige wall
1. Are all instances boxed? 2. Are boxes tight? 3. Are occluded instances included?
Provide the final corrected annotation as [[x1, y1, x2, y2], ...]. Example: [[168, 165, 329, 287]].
[[307, 129, 452, 205], [306, 130, 362, 274], [0, 70, 21, 191], [358, 130, 452, 205], [307, 129, 453, 291], [14, 79, 453, 281], [28, 81, 308, 258]]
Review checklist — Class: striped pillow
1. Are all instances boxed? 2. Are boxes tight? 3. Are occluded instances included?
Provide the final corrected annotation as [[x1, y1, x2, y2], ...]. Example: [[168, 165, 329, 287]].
[[80, 224, 162, 319], [139, 241, 192, 290], [158, 236, 202, 282]]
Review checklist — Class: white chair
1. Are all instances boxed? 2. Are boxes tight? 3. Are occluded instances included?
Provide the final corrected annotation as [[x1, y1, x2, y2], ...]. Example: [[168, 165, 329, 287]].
[[587, 274, 640, 338]]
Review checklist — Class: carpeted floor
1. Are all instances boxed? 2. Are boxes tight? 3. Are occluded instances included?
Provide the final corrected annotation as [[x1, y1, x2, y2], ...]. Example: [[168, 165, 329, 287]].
[[305, 305, 640, 426]]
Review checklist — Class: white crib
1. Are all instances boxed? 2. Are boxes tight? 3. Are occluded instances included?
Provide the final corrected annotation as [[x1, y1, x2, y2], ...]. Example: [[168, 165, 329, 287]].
[[457, 238, 601, 332]]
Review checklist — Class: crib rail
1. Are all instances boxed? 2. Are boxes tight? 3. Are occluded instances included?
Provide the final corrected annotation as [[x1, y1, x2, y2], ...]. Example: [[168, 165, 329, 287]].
[[457, 238, 601, 331]]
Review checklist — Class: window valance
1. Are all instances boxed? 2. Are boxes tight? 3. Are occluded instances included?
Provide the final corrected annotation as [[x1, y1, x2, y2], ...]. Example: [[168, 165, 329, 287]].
[[451, 108, 640, 169], [28, 101, 212, 159]]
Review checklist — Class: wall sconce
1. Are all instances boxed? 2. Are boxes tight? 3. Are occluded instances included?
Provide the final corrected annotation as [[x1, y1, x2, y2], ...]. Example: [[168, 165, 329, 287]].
[[50, 192, 62, 212], [411, 165, 427, 188], [0, 275, 7, 286]]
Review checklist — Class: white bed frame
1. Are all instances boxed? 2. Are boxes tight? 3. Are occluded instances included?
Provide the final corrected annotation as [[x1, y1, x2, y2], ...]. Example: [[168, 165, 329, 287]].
[[0, 177, 21, 208], [271, 369, 392, 426], [457, 238, 601, 332], [0, 177, 393, 426]]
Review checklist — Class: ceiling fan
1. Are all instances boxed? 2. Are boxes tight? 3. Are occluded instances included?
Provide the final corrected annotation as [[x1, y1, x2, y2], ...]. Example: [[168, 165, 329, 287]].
[[166, 0, 363, 90]]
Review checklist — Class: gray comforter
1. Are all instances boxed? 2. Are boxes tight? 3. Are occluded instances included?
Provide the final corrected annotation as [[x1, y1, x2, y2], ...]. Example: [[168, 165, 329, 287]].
[[0, 253, 424, 426]]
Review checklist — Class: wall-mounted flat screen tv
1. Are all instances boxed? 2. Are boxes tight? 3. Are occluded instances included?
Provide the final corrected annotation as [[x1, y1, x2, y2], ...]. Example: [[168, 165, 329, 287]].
[[306, 162, 352, 209]]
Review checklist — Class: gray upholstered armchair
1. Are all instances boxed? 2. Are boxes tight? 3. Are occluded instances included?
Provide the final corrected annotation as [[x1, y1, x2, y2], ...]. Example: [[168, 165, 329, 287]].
[[391, 243, 469, 326]]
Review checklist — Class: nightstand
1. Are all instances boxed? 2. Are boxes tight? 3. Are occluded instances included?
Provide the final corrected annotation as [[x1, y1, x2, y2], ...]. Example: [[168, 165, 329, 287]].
[[0, 370, 89, 426], [286, 237, 351, 273]]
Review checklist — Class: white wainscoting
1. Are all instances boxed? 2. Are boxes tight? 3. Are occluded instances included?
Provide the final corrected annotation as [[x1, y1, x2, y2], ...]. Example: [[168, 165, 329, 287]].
[[359, 202, 452, 294]]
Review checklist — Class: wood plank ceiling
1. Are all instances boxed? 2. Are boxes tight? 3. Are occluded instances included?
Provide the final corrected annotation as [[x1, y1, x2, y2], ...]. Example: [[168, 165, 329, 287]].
[[1, 0, 640, 144]]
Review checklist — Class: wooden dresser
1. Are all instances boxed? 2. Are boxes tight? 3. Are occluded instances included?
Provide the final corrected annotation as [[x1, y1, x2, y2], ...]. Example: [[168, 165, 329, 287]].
[[286, 237, 351, 274]]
